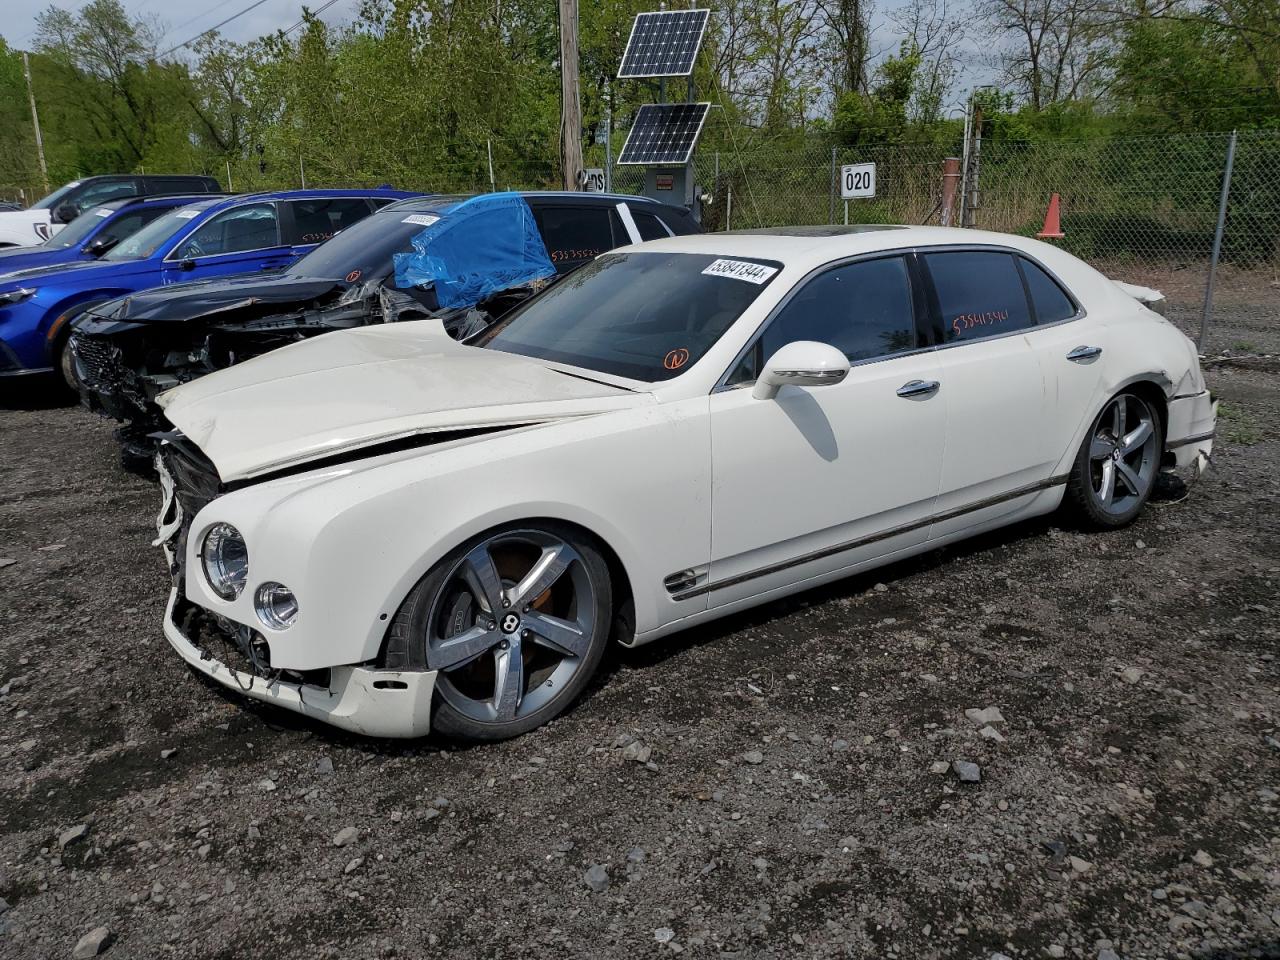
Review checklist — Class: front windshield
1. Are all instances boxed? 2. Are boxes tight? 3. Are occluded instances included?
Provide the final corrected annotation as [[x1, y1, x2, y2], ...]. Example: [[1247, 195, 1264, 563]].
[[474, 251, 782, 382], [30, 181, 80, 211], [46, 206, 115, 249], [289, 207, 449, 282], [102, 207, 200, 261]]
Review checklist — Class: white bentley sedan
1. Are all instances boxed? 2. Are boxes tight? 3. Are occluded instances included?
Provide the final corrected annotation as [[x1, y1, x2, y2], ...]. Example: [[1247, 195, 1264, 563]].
[[153, 226, 1216, 741]]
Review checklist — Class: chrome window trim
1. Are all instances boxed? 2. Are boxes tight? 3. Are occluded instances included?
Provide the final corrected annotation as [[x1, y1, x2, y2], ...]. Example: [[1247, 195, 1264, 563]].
[[713, 242, 1088, 393], [163, 201, 284, 264]]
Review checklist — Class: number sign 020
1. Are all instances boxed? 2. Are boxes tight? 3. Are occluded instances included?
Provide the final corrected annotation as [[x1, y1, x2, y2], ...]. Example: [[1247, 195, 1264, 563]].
[[840, 163, 876, 199]]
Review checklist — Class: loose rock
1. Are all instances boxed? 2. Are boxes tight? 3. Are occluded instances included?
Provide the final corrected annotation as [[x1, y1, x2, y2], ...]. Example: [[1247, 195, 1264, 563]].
[[72, 926, 113, 958], [952, 760, 981, 783], [332, 826, 359, 847], [583, 863, 610, 893]]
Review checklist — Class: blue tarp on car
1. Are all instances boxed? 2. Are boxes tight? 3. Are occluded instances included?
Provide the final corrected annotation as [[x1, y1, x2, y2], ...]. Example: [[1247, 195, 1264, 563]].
[[393, 192, 555, 309]]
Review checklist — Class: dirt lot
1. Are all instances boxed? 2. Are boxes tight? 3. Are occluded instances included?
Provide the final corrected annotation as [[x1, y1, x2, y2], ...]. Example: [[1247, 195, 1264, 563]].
[[1, 359, 1278, 960]]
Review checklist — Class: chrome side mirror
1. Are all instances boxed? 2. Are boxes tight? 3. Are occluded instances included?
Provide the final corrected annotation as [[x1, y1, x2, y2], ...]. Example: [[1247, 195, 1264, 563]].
[[752, 340, 850, 400]]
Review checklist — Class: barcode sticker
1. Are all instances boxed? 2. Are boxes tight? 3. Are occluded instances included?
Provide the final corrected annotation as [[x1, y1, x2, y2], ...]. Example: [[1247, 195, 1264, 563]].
[[701, 259, 778, 284], [175, 209, 200, 219], [402, 214, 440, 226], [93, 208, 113, 217]]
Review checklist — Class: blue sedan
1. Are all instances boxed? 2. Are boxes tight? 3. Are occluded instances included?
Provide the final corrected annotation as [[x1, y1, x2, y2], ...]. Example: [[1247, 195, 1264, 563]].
[[0, 188, 419, 384], [0, 194, 220, 277]]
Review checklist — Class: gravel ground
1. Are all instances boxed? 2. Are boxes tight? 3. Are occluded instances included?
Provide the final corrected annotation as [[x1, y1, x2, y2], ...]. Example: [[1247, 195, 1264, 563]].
[[0, 364, 1278, 960]]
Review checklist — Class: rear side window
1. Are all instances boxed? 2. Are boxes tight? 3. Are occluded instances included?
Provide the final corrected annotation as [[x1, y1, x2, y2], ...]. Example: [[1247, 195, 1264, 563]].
[[632, 210, 672, 241], [534, 206, 613, 265], [285, 198, 374, 245], [70, 179, 139, 211], [1019, 258, 1077, 324], [149, 177, 215, 193], [925, 251, 1033, 343], [760, 255, 916, 366]]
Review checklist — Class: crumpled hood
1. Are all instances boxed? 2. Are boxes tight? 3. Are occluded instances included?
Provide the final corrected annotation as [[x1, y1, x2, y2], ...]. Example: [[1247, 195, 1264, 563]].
[[94, 273, 347, 323], [158, 319, 651, 482]]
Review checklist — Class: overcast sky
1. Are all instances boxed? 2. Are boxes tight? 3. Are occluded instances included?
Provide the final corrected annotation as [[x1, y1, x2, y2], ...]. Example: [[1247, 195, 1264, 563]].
[[1, 0, 355, 55]]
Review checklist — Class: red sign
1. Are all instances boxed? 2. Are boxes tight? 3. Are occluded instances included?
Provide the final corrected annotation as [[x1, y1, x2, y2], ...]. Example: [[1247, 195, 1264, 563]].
[[655, 175, 674, 191]]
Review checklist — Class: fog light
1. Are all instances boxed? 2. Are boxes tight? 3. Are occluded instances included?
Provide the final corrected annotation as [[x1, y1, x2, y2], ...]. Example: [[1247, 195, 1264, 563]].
[[255, 582, 298, 630]]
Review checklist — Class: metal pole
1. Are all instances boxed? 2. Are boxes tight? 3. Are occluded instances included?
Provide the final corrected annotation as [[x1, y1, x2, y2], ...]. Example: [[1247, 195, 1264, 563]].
[[844, 199, 849, 225], [22, 52, 49, 193], [299, 155, 307, 189], [940, 157, 960, 226], [829, 147, 837, 224], [604, 82, 612, 193], [958, 99, 972, 227], [1200, 129, 1237, 351], [726, 185, 732, 231], [486, 139, 496, 191], [225, 159, 233, 192], [964, 101, 985, 228]]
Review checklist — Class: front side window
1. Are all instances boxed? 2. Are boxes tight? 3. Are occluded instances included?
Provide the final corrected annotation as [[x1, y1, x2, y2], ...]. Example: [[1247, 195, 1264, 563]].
[[534, 206, 614, 265], [762, 255, 916, 365], [173, 203, 279, 259], [284, 197, 374, 246], [1019, 257, 1077, 324], [69, 179, 139, 212], [47, 206, 119, 249], [925, 251, 1033, 343], [474, 251, 781, 382]]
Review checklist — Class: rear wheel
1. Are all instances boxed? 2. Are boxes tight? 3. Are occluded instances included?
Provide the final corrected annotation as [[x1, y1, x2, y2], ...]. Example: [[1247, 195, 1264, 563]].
[[1064, 391, 1162, 528], [386, 523, 612, 741]]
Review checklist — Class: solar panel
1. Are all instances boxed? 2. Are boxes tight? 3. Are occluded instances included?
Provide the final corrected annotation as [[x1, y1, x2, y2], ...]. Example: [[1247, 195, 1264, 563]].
[[617, 9, 710, 79], [617, 102, 711, 166]]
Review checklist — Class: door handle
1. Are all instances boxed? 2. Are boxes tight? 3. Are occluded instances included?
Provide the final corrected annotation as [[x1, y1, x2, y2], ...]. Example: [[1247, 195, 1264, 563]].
[[896, 379, 940, 399], [1066, 345, 1103, 362]]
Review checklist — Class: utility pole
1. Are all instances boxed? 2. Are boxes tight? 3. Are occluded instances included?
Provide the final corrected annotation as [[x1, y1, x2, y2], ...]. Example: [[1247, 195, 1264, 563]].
[[963, 98, 985, 228], [22, 52, 49, 194], [558, 0, 583, 191]]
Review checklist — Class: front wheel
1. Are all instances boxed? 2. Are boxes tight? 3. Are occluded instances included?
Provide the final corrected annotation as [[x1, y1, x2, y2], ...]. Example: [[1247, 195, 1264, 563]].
[[386, 523, 612, 741], [1064, 391, 1163, 528]]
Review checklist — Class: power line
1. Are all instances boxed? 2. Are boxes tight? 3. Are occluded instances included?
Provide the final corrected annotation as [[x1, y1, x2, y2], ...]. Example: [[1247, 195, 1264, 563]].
[[156, 0, 274, 58], [281, 0, 344, 36]]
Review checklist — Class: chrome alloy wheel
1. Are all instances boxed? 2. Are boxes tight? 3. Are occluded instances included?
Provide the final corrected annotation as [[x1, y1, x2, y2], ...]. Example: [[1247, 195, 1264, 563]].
[[1088, 393, 1159, 515], [425, 530, 597, 724]]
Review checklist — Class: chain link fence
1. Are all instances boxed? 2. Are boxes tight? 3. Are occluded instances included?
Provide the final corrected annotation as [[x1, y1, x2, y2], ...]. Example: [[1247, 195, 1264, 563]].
[[604, 130, 1278, 352]]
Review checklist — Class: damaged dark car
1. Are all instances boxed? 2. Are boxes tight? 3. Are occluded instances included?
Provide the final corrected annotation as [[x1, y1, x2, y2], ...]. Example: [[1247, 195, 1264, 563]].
[[69, 191, 699, 468]]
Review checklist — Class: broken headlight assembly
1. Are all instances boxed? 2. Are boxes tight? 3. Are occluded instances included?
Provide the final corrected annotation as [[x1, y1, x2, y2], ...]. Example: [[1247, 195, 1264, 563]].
[[0, 287, 36, 306], [201, 523, 248, 600], [254, 582, 298, 630]]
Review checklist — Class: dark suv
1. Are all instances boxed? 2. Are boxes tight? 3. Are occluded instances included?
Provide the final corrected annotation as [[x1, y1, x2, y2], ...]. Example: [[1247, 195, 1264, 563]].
[[71, 191, 700, 468], [37, 175, 222, 234]]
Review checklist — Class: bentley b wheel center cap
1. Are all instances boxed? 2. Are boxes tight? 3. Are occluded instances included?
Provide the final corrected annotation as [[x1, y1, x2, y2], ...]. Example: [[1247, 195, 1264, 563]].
[[501, 613, 521, 634]]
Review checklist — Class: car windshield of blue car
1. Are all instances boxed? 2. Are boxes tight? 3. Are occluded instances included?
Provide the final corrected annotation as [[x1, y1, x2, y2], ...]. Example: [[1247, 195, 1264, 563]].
[[46, 207, 114, 249], [472, 251, 782, 382], [102, 208, 196, 261], [289, 207, 454, 282]]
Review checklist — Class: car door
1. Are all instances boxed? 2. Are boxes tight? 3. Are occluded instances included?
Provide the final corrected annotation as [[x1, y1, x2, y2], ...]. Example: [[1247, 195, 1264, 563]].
[[1016, 255, 1105, 467], [705, 253, 947, 607], [161, 202, 288, 283], [917, 248, 1056, 539]]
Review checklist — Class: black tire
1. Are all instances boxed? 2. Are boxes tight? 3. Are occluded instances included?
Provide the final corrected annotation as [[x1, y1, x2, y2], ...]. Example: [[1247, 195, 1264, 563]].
[[51, 302, 106, 392], [1064, 390, 1164, 529], [387, 521, 612, 742]]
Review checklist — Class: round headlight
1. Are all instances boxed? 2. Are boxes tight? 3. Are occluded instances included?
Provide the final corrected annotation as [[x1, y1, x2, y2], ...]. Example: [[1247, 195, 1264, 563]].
[[201, 523, 248, 600], [255, 582, 298, 630]]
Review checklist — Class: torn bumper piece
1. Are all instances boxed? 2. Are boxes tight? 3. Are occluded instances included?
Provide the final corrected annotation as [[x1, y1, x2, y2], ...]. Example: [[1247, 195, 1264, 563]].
[[162, 589, 436, 738], [1165, 389, 1217, 475]]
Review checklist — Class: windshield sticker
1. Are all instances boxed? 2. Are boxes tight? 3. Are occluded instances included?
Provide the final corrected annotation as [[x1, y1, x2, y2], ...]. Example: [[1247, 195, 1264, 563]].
[[663, 348, 690, 370], [702, 259, 778, 284], [174, 209, 200, 219], [93, 208, 113, 217], [402, 214, 440, 227], [345, 269, 362, 283]]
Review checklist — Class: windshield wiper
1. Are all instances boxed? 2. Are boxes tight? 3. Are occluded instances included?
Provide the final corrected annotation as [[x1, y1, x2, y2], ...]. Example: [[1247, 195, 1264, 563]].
[[545, 366, 638, 392]]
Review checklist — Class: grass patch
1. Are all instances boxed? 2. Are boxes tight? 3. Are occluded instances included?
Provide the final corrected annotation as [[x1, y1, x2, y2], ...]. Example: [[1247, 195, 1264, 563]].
[[1218, 402, 1264, 445]]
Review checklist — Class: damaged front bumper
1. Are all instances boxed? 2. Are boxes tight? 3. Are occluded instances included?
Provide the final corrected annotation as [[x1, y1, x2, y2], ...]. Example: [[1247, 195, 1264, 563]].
[[1165, 389, 1218, 477], [162, 588, 437, 738]]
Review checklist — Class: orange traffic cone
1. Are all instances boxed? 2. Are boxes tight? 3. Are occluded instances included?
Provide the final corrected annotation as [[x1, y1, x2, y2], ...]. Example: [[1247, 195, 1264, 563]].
[[1037, 193, 1065, 239]]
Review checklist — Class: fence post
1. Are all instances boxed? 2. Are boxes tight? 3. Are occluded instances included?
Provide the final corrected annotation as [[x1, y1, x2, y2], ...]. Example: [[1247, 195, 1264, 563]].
[[829, 147, 837, 225], [940, 157, 960, 227], [1199, 129, 1237, 351]]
